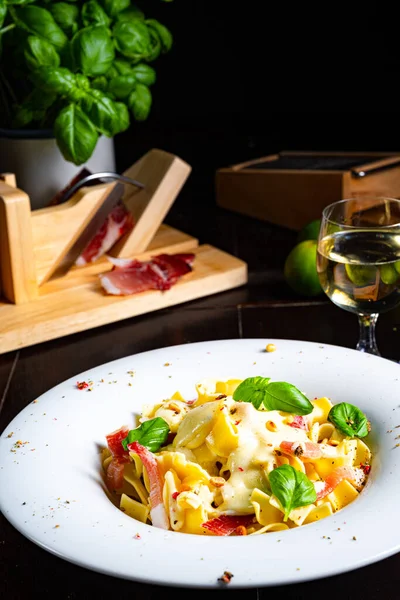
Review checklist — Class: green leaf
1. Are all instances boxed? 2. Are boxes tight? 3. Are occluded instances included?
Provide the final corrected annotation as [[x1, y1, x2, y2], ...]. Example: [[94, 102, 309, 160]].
[[112, 59, 132, 75], [49, 3, 79, 34], [81, 88, 123, 136], [12, 105, 33, 127], [115, 101, 130, 131], [128, 82, 152, 121], [263, 382, 313, 415], [9, 5, 68, 50], [131, 63, 156, 86], [121, 417, 170, 452], [5, 0, 35, 5], [328, 403, 369, 438], [0, 1, 7, 29], [113, 20, 152, 60], [91, 75, 108, 91], [108, 74, 136, 99], [71, 25, 115, 76], [81, 1, 110, 27], [232, 377, 314, 415], [145, 19, 173, 53], [32, 66, 75, 94], [54, 103, 98, 165], [116, 5, 144, 22], [269, 465, 317, 521], [24, 35, 60, 70], [100, 0, 130, 18], [232, 376, 271, 409]]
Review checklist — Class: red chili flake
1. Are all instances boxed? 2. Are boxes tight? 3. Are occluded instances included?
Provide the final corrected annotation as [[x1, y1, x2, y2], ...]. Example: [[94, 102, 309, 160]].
[[172, 492, 180, 500], [76, 381, 89, 390], [186, 399, 196, 405], [238, 467, 244, 472], [134, 533, 141, 540], [218, 571, 233, 584], [234, 420, 241, 426], [360, 463, 371, 474]]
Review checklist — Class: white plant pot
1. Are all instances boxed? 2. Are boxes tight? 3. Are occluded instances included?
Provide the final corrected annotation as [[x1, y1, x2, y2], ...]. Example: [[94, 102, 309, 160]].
[[0, 131, 116, 210]]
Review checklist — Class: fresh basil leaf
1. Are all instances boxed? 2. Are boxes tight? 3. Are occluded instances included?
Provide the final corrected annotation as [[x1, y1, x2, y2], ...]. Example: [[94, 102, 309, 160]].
[[145, 19, 173, 53], [269, 464, 317, 521], [81, 1, 110, 28], [9, 6, 68, 50], [71, 25, 115, 76], [32, 66, 75, 94], [5, 0, 35, 5], [121, 417, 170, 453], [12, 105, 33, 127], [0, 1, 7, 29], [91, 75, 108, 91], [128, 82, 152, 121], [328, 402, 369, 438], [81, 88, 123, 136], [108, 74, 136, 99], [146, 27, 161, 62], [232, 376, 271, 409], [263, 382, 313, 415], [49, 3, 79, 35], [113, 59, 132, 75], [131, 63, 156, 86], [116, 5, 145, 22], [115, 101, 130, 131], [113, 20, 152, 60], [54, 103, 98, 165], [232, 377, 313, 415], [101, 0, 130, 18], [24, 35, 60, 70]]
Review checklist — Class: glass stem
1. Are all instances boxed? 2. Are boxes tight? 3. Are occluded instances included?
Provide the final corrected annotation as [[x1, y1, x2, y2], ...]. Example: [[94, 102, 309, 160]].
[[356, 313, 380, 356]]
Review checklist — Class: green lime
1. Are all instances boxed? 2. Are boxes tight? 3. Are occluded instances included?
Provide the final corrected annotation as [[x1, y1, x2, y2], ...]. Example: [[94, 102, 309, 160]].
[[284, 240, 323, 296], [345, 264, 376, 286], [297, 219, 321, 243], [380, 264, 399, 285], [394, 261, 400, 275]]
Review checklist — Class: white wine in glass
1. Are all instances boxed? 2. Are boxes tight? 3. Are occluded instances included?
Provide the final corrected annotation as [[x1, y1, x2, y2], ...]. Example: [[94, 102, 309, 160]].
[[317, 197, 400, 356]]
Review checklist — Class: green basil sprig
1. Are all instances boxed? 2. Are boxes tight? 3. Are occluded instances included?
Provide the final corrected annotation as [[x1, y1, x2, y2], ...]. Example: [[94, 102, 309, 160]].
[[232, 376, 313, 415], [269, 464, 317, 521], [328, 402, 369, 438], [121, 417, 170, 453], [1, 0, 173, 165]]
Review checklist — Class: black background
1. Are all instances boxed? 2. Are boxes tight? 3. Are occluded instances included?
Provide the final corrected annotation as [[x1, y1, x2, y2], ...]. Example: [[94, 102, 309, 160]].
[[115, 0, 400, 211]]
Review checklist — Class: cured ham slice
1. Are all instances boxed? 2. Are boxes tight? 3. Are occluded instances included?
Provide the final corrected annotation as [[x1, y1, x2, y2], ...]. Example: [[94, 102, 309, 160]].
[[128, 441, 169, 530], [201, 514, 255, 536], [100, 253, 195, 296], [76, 203, 133, 265]]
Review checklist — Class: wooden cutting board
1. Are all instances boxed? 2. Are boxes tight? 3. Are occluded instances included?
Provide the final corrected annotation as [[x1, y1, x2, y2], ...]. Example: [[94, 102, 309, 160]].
[[0, 229, 247, 354]]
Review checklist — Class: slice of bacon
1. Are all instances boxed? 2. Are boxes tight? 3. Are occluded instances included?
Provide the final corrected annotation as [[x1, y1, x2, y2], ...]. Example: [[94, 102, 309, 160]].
[[106, 455, 130, 491], [76, 203, 134, 265], [280, 440, 323, 459], [128, 441, 169, 530], [288, 416, 308, 431], [202, 514, 255, 536], [315, 466, 365, 501], [100, 253, 195, 296], [106, 425, 130, 457]]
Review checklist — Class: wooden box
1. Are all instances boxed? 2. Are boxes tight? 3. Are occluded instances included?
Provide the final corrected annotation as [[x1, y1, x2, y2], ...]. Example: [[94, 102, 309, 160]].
[[216, 151, 400, 230]]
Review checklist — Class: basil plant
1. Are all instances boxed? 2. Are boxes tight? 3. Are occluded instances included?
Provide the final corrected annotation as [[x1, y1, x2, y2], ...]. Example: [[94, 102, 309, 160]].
[[0, 0, 172, 165]]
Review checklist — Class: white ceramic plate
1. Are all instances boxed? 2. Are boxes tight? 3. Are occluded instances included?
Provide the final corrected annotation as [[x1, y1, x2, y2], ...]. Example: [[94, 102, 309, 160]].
[[1, 339, 399, 588]]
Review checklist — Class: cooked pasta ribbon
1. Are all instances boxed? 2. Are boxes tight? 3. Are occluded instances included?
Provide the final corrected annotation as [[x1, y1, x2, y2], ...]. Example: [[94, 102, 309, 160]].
[[103, 378, 372, 535]]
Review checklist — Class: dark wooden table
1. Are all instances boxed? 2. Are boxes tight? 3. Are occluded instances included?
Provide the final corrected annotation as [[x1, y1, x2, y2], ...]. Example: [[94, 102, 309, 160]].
[[1, 189, 400, 600]]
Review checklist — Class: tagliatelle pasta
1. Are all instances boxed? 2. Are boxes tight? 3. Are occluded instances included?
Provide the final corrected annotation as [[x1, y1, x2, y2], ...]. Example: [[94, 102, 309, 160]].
[[102, 377, 372, 536]]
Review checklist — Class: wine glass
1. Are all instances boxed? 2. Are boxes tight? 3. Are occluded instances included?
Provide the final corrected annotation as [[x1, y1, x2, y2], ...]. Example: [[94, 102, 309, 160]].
[[316, 196, 400, 356]]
